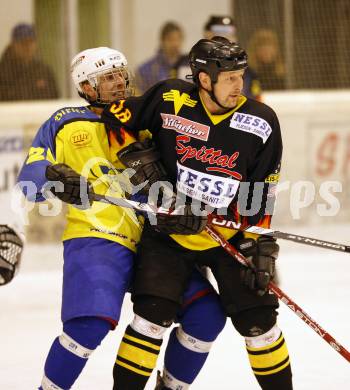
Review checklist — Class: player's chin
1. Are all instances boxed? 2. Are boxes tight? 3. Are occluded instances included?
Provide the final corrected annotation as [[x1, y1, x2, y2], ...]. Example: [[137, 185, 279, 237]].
[[226, 96, 238, 107], [116, 93, 126, 100]]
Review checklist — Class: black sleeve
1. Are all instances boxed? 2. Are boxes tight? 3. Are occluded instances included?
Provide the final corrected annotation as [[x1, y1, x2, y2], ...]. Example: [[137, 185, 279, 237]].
[[238, 108, 282, 227], [101, 80, 165, 137]]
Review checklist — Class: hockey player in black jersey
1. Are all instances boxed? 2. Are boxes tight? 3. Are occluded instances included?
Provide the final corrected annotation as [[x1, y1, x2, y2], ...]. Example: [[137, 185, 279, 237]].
[[103, 37, 293, 389]]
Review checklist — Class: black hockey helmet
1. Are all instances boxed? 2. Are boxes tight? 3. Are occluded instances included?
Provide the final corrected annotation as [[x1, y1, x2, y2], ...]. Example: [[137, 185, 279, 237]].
[[189, 37, 248, 85]]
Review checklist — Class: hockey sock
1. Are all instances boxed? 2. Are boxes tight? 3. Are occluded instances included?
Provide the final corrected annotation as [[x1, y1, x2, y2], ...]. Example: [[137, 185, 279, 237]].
[[245, 325, 293, 390], [113, 317, 167, 390], [162, 294, 226, 389], [39, 316, 110, 390]]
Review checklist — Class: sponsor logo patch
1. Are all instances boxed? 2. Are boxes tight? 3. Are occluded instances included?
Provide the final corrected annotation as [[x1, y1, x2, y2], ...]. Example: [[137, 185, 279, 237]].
[[265, 173, 280, 183], [161, 113, 210, 141], [70, 130, 92, 147], [176, 135, 242, 180], [162, 89, 197, 115], [230, 112, 272, 143], [176, 161, 240, 208], [70, 55, 85, 71], [54, 107, 87, 121]]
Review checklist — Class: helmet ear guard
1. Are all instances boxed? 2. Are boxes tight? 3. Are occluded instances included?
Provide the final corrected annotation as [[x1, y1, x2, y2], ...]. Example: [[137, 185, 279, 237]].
[[189, 38, 248, 85]]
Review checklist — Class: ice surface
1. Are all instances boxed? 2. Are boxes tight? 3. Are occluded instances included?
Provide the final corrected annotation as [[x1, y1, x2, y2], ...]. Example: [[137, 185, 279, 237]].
[[1, 225, 350, 389]]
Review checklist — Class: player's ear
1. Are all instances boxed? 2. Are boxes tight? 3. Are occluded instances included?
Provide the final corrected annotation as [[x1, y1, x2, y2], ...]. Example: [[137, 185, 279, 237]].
[[198, 72, 212, 91], [80, 81, 97, 99]]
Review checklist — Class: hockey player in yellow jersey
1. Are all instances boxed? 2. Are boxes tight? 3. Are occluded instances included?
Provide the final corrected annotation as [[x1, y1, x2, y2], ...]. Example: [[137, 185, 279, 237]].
[[17, 47, 144, 389]]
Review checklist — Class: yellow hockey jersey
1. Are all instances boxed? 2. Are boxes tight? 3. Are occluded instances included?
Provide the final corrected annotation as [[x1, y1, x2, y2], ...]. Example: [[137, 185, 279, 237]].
[[18, 106, 142, 252]]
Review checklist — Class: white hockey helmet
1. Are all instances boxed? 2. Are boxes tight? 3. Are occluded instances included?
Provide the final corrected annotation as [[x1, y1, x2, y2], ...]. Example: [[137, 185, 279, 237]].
[[70, 47, 134, 104]]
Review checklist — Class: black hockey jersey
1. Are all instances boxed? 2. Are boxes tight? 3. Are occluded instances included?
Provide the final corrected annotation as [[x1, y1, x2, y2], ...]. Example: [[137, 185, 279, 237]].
[[102, 79, 282, 250]]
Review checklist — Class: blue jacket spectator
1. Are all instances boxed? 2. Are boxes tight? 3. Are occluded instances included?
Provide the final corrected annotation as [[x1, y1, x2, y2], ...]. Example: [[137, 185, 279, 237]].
[[203, 15, 262, 100], [0, 23, 59, 101], [136, 22, 186, 94]]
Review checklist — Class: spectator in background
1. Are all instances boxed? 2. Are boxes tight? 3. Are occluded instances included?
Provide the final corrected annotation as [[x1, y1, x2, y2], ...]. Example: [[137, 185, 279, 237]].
[[0, 23, 58, 101], [136, 21, 188, 93], [202, 15, 262, 100], [247, 28, 286, 91]]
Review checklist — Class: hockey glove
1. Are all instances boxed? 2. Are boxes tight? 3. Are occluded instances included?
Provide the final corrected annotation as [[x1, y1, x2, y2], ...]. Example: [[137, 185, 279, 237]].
[[0, 225, 23, 285], [45, 163, 93, 209], [117, 140, 168, 195], [237, 236, 279, 295], [152, 202, 208, 235]]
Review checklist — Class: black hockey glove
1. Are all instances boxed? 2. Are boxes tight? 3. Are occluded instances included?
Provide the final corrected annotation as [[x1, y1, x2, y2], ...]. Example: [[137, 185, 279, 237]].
[[45, 163, 93, 209], [152, 202, 208, 235], [237, 236, 279, 295], [0, 225, 23, 286], [117, 140, 168, 195]]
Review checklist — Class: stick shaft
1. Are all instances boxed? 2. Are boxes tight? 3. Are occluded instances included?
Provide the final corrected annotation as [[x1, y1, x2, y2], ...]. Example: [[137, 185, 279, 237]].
[[210, 217, 350, 253], [92, 193, 350, 253], [92, 192, 350, 362], [205, 224, 350, 363]]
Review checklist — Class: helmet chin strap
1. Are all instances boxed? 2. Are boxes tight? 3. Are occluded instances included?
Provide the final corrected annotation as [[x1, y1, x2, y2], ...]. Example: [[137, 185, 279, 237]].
[[78, 91, 109, 108], [89, 100, 108, 108], [202, 82, 232, 112]]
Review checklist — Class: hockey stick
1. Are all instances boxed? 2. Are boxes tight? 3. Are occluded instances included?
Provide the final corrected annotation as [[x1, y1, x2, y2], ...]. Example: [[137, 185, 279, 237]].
[[211, 216, 350, 254], [92, 192, 159, 214], [92, 193, 350, 253], [93, 192, 350, 360], [205, 224, 350, 363]]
